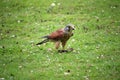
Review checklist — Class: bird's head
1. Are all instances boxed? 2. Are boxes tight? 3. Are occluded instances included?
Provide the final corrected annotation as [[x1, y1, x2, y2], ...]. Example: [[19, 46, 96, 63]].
[[64, 24, 75, 33]]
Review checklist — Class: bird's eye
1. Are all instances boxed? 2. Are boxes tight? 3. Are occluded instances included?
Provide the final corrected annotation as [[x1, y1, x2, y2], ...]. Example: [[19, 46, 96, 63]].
[[65, 26, 70, 31]]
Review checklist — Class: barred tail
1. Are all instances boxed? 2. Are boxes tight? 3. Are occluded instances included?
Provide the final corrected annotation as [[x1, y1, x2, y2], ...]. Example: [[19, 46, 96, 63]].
[[36, 39, 48, 45]]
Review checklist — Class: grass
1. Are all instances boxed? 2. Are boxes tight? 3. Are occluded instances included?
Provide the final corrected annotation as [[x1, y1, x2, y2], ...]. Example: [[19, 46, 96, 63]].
[[0, 0, 120, 80]]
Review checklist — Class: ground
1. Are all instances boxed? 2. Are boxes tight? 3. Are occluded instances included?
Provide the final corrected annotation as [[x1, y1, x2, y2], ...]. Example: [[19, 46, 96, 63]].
[[0, 0, 120, 80]]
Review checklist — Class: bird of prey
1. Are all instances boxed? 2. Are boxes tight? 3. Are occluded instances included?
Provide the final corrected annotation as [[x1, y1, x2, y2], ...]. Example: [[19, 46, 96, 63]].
[[36, 24, 75, 51]]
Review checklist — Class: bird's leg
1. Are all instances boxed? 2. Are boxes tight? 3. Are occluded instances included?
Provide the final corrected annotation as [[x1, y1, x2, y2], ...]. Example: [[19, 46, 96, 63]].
[[55, 41, 60, 49], [57, 41, 68, 53], [62, 41, 66, 50]]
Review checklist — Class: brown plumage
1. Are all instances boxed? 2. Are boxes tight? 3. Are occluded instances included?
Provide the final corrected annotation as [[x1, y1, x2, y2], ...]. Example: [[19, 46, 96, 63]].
[[36, 24, 75, 50]]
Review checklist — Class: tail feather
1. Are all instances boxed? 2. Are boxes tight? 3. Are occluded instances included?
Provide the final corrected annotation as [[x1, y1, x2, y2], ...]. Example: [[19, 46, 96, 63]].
[[41, 36, 49, 38], [36, 39, 48, 45]]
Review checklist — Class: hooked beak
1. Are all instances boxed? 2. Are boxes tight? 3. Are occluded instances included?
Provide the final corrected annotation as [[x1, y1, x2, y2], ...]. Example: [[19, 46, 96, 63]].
[[72, 26, 75, 30], [73, 28, 75, 30]]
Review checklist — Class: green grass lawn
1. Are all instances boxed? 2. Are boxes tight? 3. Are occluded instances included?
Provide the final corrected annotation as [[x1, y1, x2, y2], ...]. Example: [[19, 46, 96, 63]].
[[0, 0, 120, 80]]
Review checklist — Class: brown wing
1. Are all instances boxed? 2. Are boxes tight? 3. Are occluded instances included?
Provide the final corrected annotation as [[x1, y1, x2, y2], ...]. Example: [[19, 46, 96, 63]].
[[48, 29, 65, 41]]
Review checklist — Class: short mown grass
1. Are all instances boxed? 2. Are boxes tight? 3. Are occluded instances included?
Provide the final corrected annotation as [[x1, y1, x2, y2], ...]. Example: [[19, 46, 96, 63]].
[[0, 0, 120, 80]]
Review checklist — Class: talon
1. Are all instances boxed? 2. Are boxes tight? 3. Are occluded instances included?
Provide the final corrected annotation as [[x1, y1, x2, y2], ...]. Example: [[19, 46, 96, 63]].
[[58, 50, 68, 53]]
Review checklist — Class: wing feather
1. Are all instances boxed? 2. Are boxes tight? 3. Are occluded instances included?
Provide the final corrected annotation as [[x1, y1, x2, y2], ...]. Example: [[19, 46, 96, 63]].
[[48, 29, 65, 40]]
